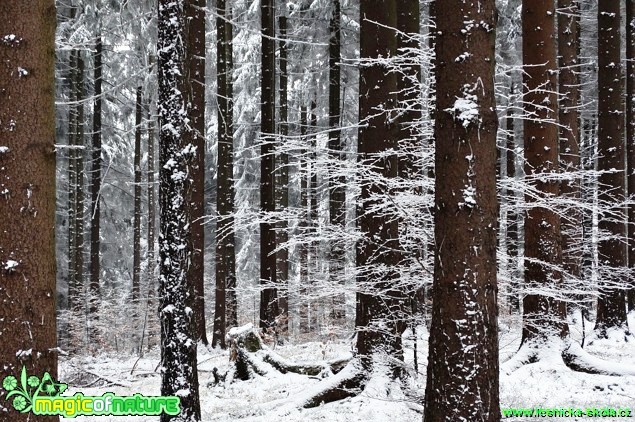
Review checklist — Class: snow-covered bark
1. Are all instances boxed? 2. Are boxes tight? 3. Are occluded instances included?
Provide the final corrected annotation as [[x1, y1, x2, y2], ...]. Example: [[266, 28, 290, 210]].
[[423, 0, 500, 420], [158, 0, 201, 420]]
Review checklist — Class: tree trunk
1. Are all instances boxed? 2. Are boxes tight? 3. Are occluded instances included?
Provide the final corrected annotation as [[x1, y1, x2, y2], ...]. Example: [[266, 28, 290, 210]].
[[356, 0, 402, 373], [423, 0, 500, 420], [558, 0, 582, 310], [276, 14, 289, 335], [0, 1, 59, 419], [260, 0, 279, 330], [158, 0, 201, 419], [133, 86, 142, 314], [89, 34, 102, 347], [506, 83, 519, 313], [299, 106, 309, 334], [67, 47, 79, 319], [328, 0, 346, 327], [213, 0, 236, 349], [146, 101, 157, 350], [627, 0, 635, 312], [595, 0, 629, 334], [187, 0, 208, 346], [521, 0, 568, 344]]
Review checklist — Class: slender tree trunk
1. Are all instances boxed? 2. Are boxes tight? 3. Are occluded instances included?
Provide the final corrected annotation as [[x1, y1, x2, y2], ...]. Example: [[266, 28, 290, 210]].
[[356, 0, 402, 374], [521, 0, 569, 344], [506, 83, 519, 313], [133, 86, 142, 311], [423, 0, 500, 419], [299, 106, 309, 334], [158, 0, 201, 419], [146, 101, 157, 350], [89, 34, 102, 346], [72, 50, 86, 349], [558, 0, 582, 309], [213, 0, 236, 349], [627, 0, 635, 312], [328, 0, 346, 327], [276, 14, 289, 335], [67, 48, 78, 316], [186, 0, 208, 346], [225, 13, 237, 330], [595, 0, 628, 334], [309, 102, 319, 332], [396, 0, 421, 330], [260, 0, 279, 330], [0, 1, 59, 419]]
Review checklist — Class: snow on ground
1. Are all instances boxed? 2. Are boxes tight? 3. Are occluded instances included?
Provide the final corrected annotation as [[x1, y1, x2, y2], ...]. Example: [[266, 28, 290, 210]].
[[59, 312, 635, 421]]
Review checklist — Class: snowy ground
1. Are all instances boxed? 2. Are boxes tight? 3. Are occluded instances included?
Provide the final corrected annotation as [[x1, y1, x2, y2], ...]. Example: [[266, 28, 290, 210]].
[[59, 312, 635, 421]]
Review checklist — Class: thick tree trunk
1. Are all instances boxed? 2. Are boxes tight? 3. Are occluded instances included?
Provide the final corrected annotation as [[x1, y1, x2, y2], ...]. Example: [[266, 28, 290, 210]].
[[627, 0, 635, 312], [187, 0, 208, 346], [356, 0, 402, 373], [0, 1, 59, 420], [521, 0, 569, 344], [595, 0, 629, 334], [260, 0, 279, 330], [423, 0, 500, 420], [89, 34, 102, 346], [213, 0, 236, 349], [158, 0, 201, 420]]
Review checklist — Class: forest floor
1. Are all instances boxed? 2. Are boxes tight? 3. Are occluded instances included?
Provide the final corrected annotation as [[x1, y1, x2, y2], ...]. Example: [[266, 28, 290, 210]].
[[59, 311, 635, 421]]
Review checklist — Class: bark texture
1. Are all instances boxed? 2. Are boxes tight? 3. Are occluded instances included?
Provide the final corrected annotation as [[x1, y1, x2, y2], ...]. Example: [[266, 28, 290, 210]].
[[259, 0, 279, 329], [356, 0, 403, 372], [0, 1, 59, 420], [423, 0, 500, 420], [521, 0, 568, 343], [158, 0, 201, 419], [186, 0, 208, 346]]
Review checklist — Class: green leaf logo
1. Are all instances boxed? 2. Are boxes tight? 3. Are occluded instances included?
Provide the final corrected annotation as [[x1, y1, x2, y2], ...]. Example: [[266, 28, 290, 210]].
[[2, 367, 66, 413]]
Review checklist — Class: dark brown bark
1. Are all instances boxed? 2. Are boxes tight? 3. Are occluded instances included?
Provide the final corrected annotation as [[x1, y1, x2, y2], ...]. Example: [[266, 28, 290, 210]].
[[225, 14, 237, 330], [132, 86, 142, 309], [158, 0, 201, 419], [423, 0, 500, 420], [260, 0, 279, 330], [627, 0, 635, 312], [309, 102, 319, 332], [186, 0, 208, 346], [276, 14, 289, 332], [213, 0, 236, 349], [88, 34, 102, 343], [396, 0, 422, 329], [356, 0, 402, 372], [0, 1, 59, 420], [521, 0, 568, 344], [558, 0, 582, 299], [595, 0, 629, 334]]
